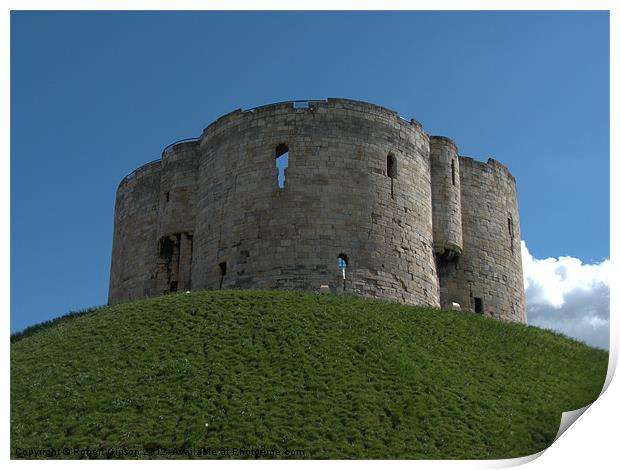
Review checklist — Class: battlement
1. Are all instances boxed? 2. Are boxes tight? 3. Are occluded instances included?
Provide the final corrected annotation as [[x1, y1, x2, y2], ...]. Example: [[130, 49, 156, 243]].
[[459, 155, 517, 183], [109, 99, 526, 324]]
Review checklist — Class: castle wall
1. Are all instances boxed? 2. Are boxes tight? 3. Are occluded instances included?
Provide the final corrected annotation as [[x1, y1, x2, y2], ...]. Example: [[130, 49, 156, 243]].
[[108, 161, 161, 304], [108, 98, 526, 324], [437, 157, 526, 322], [191, 99, 440, 306]]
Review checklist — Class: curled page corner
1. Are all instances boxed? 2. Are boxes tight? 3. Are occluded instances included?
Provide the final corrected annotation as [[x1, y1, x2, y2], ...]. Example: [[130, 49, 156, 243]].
[[547, 354, 613, 451], [489, 404, 594, 468], [553, 404, 591, 443]]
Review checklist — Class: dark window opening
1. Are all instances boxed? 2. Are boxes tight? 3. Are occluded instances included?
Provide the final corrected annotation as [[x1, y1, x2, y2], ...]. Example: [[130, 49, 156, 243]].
[[165, 191, 170, 202], [474, 297, 483, 314], [158, 237, 174, 260], [182, 233, 193, 291], [157, 232, 193, 295], [275, 144, 289, 189], [387, 154, 397, 178], [451, 160, 456, 186], [387, 154, 397, 198], [219, 262, 227, 290]]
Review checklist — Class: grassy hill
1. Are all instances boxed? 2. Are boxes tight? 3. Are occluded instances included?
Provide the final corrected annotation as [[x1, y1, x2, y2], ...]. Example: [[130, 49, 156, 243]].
[[11, 290, 608, 459]]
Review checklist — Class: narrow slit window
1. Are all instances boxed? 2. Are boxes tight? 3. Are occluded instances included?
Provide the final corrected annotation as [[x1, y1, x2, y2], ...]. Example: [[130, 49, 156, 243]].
[[508, 215, 514, 253], [219, 262, 227, 290], [165, 191, 170, 202], [387, 154, 396, 199], [451, 160, 456, 186], [337, 254, 348, 291], [474, 297, 483, 314], [275, 144, 289, 189]]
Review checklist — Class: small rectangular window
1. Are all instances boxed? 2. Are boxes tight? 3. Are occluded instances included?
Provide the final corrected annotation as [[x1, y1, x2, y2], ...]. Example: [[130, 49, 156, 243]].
[[474, 297, 483, 314]]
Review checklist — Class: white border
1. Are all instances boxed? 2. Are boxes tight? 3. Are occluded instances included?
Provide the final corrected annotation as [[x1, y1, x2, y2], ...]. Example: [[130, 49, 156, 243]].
[[3, 2, 616, 468]]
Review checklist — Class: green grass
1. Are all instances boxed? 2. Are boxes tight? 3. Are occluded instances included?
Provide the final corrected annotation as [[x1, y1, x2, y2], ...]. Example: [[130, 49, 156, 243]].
[[11, 290, 608, 459]]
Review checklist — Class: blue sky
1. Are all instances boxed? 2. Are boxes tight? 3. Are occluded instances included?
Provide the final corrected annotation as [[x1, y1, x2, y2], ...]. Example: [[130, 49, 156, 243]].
[[10, 11, 610, 346]]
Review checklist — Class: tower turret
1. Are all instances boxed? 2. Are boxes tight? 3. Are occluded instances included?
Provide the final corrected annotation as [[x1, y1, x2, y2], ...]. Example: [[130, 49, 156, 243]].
[[153, 140, 199, 295], [430, 136, 463, 260]]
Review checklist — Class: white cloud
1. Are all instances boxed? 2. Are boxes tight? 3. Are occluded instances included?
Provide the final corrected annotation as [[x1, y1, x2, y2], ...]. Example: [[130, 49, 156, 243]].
[[522, 240, 610, 350]]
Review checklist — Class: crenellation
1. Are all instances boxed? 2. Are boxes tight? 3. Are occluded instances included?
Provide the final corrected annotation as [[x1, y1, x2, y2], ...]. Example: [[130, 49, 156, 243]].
[[108, 98, 526, 323]]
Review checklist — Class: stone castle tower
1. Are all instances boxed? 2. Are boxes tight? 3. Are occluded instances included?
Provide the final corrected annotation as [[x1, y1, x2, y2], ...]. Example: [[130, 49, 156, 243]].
[[108, 98, 526, 323]]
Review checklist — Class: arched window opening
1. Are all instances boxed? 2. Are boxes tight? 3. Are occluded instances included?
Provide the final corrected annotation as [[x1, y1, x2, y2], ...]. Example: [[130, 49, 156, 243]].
[[387, 154, 397, 198], [451, 159, 456, 186], [337, 253, 348, 287], [387, 154, 397, 178], [275, 144, 289, 189], [219, 262, 227, 290]]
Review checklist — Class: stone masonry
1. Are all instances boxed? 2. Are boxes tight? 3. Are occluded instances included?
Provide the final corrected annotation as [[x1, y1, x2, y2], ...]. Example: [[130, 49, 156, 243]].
[[108, 98, 526, 323]]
